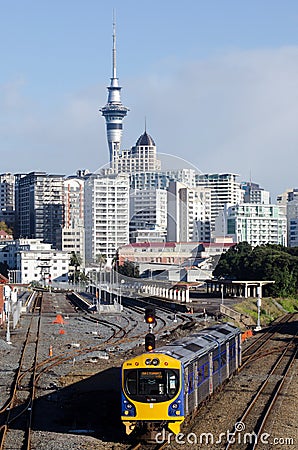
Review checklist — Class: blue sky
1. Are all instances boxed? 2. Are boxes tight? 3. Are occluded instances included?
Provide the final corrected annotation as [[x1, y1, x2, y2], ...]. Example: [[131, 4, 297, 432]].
[[1, 0, 298, 199]]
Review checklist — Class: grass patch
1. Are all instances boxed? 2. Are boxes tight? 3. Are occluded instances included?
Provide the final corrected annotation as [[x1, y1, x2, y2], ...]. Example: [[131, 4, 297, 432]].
[[232, 296, 297, 327], [277, 297, 298, 313]]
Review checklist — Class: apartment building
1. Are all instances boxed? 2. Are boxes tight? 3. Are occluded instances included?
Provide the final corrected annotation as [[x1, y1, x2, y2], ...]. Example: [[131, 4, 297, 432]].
[[215, 203, 287, 246], [15, 172, 64, 249], [167, 181, 211, 242], [129, 188, 167, 241], [196, 173, 243, 232], [84, 173, 129, 265]]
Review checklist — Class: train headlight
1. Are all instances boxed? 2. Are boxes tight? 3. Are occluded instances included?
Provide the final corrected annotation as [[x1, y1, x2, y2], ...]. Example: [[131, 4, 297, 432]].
[[126, 403, 133, 409], [171, 403, 178, 409], [152, 358, 160, 366], [145, 358, 151, 365]]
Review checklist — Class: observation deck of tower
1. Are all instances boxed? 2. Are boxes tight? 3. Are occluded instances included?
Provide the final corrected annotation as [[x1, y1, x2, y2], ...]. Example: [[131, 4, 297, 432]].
[[100, 18, 129, 165]]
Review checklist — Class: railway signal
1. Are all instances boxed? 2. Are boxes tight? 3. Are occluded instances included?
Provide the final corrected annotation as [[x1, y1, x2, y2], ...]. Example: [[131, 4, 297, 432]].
[[145, 333, 155, 352], [144, 307, 155, 325]]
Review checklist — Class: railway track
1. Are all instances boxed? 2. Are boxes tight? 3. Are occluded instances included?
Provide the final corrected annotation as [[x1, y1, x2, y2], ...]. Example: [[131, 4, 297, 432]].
[[71, 291, 194, 346], [69, 292, 135, 341], [225, 315, 297, 450], [241, 313, 293, 369], [0, 292, 43, 450]]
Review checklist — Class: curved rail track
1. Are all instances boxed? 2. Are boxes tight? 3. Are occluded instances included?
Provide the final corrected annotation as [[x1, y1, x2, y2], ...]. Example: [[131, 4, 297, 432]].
[[241, 313, 294, 369], [0, 292, 43, 450], [225, 315, 297, 450]]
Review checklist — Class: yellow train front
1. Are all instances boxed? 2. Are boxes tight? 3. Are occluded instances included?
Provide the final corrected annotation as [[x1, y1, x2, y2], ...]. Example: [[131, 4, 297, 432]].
[[121, 352, 184, 436], [121, 323, 242, 437]]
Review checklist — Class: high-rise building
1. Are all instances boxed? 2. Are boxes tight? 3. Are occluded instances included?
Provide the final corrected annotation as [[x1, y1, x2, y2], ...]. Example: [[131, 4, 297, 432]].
[[215, 203, 287, 246], [241, 182, 270, 204], [100, 19, 129, 165], [0, 173, 15, 230], [84, 173, 129, 265], [167, 181, 211, 242], [15, 172, 64, 249], [112, 130, 161, 174], [0, 173, 15, 211], [58, 175, 85, 264], [277, 188, 298, 247], [196, 173, 243, 232], [130, 168, 196, 191], [129, 188, 167, 241]]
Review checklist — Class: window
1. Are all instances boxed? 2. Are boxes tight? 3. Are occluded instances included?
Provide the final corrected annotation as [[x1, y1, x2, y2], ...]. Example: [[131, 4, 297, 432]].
[[124, 368, 179, 403], [213, 357, 220, 373]]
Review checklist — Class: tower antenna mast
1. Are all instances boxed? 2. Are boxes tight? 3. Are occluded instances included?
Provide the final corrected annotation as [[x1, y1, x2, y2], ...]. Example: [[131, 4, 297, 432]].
[[100, 11, 129, 164], [112, 9, 117, 79]]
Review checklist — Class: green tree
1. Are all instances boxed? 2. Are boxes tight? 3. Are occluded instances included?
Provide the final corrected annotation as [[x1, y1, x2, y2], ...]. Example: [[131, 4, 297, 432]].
[[213, 243, 298, 297], [95, 253, 106, 269], [116, 260, 139, 278], [69, 252, 83, 283], [70, 252, 82, 269]]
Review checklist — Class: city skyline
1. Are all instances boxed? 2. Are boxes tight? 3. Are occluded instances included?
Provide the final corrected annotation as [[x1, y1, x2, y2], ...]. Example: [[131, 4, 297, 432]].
[[1, 1, 298, 200]]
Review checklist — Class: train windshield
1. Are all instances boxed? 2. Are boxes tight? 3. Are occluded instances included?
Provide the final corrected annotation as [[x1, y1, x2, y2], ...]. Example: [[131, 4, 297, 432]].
[[124, 368, 180, 403]]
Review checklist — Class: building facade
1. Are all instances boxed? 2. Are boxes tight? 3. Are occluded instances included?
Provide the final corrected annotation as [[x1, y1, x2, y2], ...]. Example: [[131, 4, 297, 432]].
[[215, 203, 287, 246], [277, 188, 298, 247], [84, 173, 130, 265], [0, 173, 15, 230], [59, 176, 85, 264], [129, 188, 167, 241], [130, 168, 196, 191], [113, 131, 161, 174], [0, 239, 69, 285], [167, 181, 211, 242], [15, 172, 64, 249], [241, 182, 270, 204], [196, 173, 243, 232]]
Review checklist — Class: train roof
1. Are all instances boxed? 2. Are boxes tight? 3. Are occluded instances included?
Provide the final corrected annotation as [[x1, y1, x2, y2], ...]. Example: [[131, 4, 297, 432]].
[[155, 323, 240, 365]]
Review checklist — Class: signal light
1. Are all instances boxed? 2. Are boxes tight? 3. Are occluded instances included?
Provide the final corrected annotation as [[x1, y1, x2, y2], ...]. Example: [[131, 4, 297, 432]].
[[145, 307, 155, 324], [145, 333, 155, 352]]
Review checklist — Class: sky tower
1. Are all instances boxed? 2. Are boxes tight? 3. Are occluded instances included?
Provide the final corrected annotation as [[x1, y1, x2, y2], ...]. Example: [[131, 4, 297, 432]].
[[100, 17, 129, 165]]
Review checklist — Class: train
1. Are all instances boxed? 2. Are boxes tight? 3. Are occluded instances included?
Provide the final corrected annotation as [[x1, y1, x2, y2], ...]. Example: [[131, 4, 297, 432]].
[[121, 323, 242, 437]]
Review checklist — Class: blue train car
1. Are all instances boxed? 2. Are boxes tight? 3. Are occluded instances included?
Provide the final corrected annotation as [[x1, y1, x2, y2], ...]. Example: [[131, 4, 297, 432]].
[[121, 323, 241, 436]]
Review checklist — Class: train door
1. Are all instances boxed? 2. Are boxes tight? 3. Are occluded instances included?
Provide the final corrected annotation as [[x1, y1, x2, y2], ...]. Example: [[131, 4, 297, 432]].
[[197, 355, 210, 404], [186, 362, 195, 414], [208, 352, 213, 395], [229, 338, 236, 373], [238, 333, 242, 366], [184, 365, 189, 416], [226, 341, 230, 379], [235, 335, 239, 369], [193, 360, 198, 410], [212, 347, 220, 389]]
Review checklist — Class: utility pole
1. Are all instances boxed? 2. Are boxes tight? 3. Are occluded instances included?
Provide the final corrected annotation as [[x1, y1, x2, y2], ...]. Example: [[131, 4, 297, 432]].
[[255, 286, 262, 331], [4, 285, 12, 345]]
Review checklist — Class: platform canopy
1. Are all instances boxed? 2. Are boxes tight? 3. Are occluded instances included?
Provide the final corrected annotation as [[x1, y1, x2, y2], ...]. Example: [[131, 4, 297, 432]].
[[205, 279, 275, 298]]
